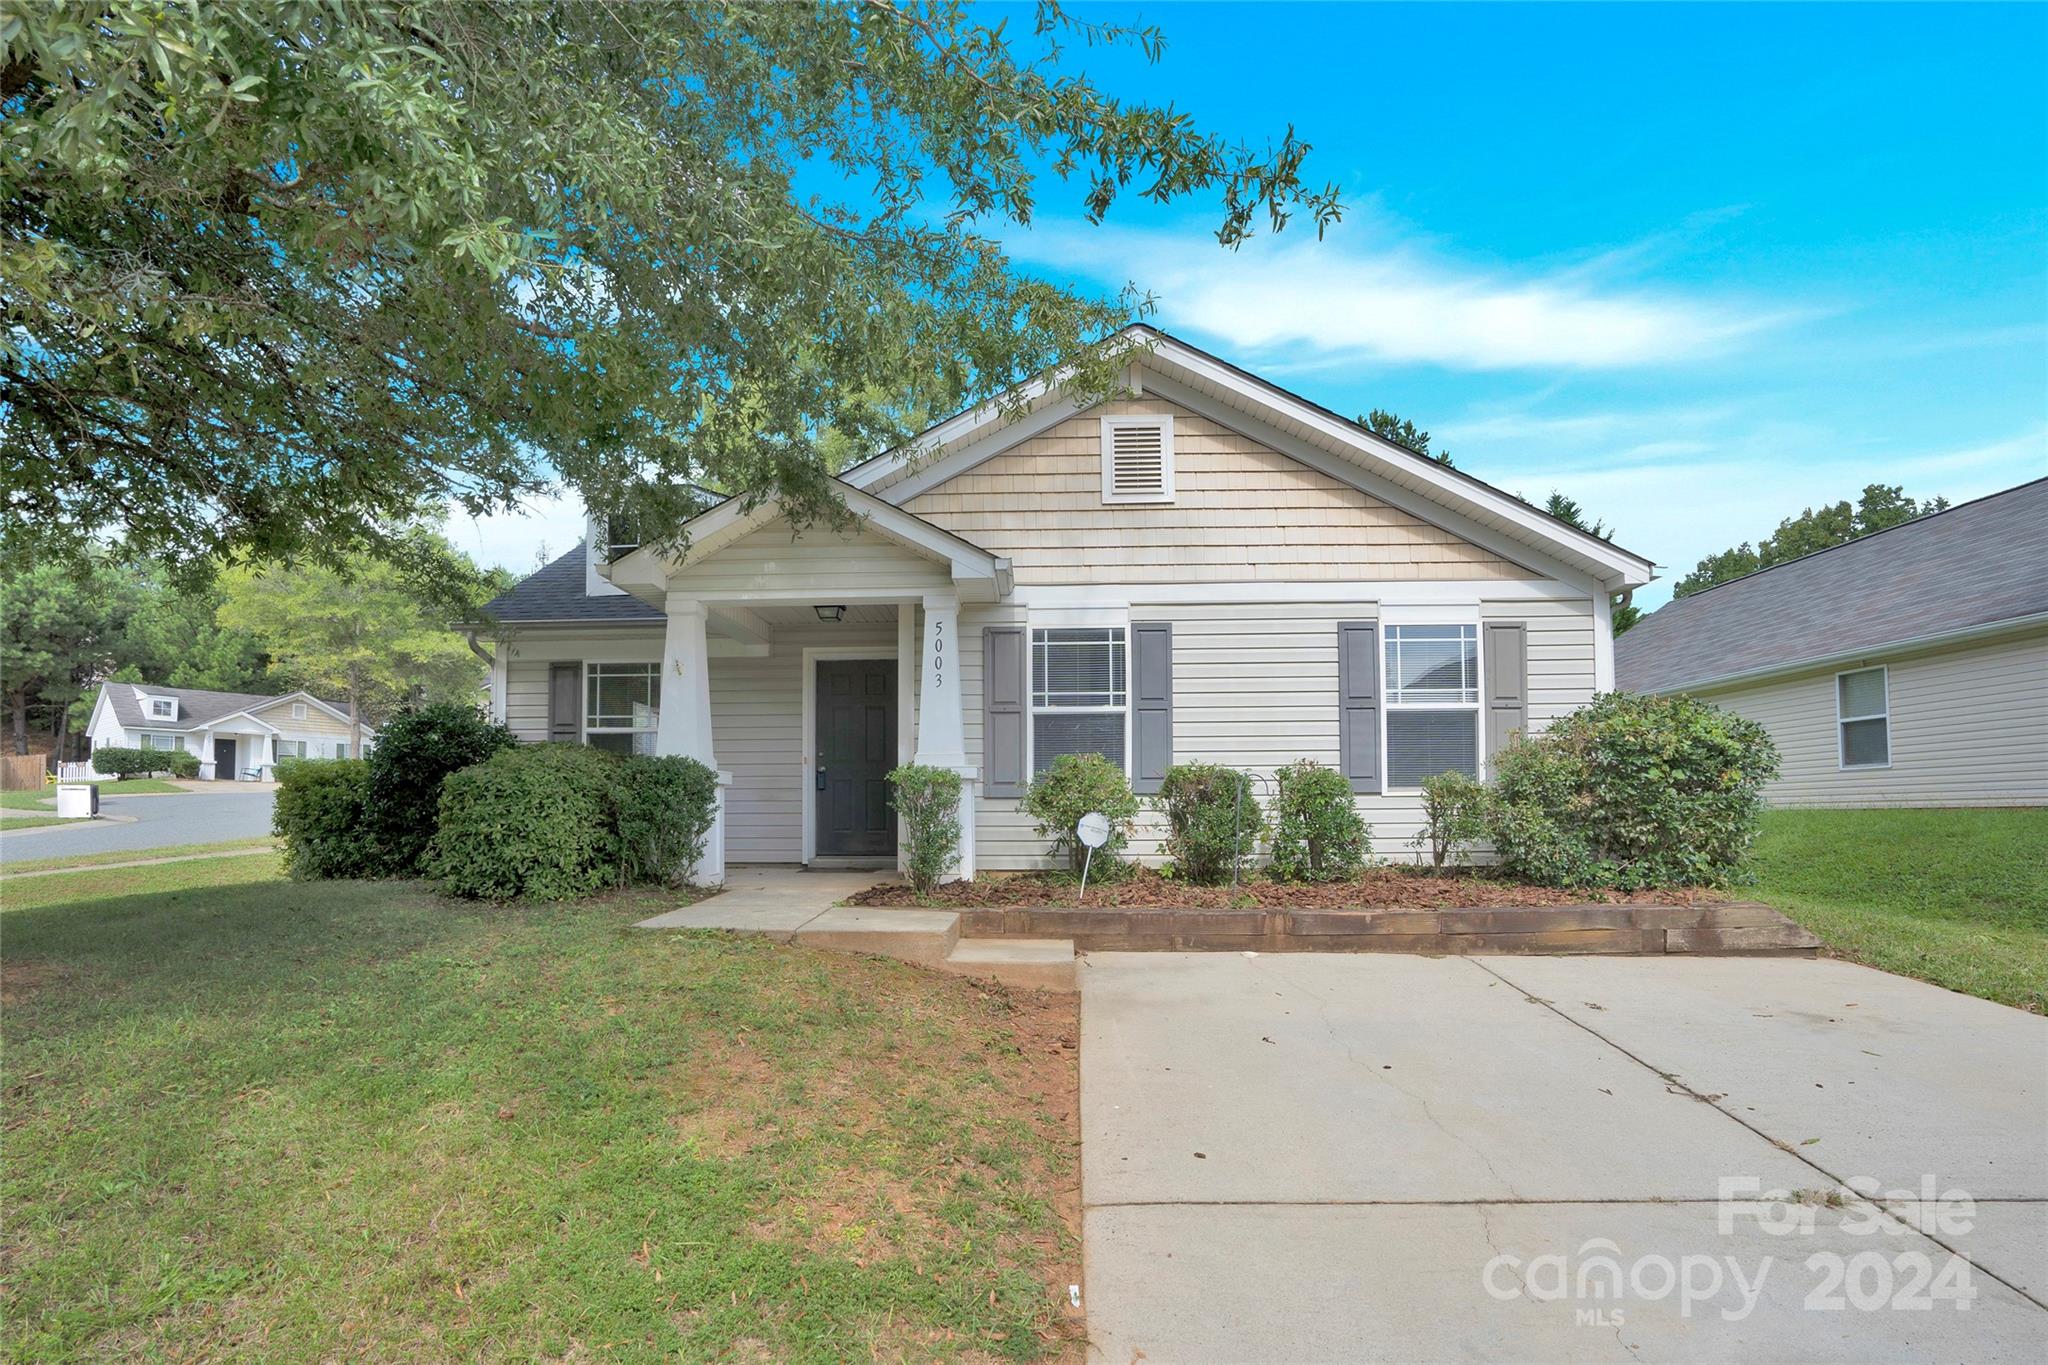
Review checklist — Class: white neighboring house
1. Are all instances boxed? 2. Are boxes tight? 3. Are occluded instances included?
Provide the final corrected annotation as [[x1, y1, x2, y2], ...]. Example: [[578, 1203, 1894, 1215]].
[[80, 682, 376, 781], [468, 326, 1654, 882]]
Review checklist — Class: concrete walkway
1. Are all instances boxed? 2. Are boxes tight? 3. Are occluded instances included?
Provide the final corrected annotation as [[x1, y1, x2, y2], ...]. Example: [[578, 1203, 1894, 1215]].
[[1081, 952, 2048, 1362], [634, 864, 889, 937]]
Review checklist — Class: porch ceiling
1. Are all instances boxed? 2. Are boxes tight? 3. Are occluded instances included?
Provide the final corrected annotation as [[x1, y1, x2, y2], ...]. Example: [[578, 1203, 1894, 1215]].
[[743, 603, 898, 629]]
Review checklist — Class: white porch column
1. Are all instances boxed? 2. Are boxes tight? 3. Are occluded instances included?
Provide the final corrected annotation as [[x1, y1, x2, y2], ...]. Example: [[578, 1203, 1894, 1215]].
[[895, 601, 917, 873], [658, 594, 731, 885], [912, 592, 977, 881]]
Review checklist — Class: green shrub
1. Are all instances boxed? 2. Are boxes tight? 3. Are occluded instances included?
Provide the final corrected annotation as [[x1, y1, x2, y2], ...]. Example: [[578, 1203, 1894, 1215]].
[[617, 754, 720, 886], [90, 745, 195, 779], [429, 744, 622, 901], [1412, 771, 1491, 870], [888, 764, 963, 899], [273, 759, 376, 879], [1154, 762, 1265, 885], [1488, 691, 1780, 889], [1268, 759, 1370, 883], [162, 749, 200, 779], [364, 703, 517, 874], [1022, 753, 1139, 877]]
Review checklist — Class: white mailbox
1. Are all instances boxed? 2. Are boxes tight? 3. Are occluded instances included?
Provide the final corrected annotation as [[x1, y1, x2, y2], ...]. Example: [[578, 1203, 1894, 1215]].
[[55, 783, 100, 819]]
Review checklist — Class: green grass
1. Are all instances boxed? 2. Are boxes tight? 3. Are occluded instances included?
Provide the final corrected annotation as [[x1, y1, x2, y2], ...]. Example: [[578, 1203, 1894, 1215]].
[[1, 837, 279, 879], [1, 858, 1081, 1360], [1751, 808, 2048, 1012]]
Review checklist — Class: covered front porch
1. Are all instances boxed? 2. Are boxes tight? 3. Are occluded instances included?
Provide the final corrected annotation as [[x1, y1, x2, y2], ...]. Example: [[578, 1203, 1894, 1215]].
[[604, 489, 1014, 884]]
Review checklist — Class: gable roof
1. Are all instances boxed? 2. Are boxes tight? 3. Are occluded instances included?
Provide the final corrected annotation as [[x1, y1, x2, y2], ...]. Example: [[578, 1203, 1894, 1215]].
[[1616, 478, 2048, 694], [842, 324, 1657, 592], [480, 544, 666, 625], [104, 682, 367, 733]]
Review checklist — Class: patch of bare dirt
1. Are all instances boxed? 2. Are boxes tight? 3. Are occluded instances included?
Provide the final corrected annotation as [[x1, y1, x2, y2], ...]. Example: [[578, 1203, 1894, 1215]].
[[848, 865, 1726, 911]]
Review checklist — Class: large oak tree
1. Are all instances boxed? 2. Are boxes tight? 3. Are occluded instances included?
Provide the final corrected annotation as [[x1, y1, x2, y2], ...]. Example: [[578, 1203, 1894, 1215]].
[[4, 1, 1339, 575]]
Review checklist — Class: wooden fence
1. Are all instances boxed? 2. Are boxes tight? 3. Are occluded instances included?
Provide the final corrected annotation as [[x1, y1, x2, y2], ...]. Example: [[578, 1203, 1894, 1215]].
[[1, 753, 51, 791]]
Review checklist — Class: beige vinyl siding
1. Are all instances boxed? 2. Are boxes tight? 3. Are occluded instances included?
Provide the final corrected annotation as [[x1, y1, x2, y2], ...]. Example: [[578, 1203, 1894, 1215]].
[[501, 629, 664, 743], [905, 398, 1527, 585], [1695, 630, 2048, 808], [246, 699, 363, 744], [668, 517, 950, 596], [1484, 596, 1598, 734]]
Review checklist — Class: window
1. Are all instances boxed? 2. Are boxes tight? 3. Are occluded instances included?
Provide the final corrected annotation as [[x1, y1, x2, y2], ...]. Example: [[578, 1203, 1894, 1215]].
[[604, 513, 641, 562], [291, 702, 307, 720], [1100, 415, 1174, 504], [586, 663, 660, 754], [276, 739, 307, 761], [1383, 624, 1480, 787], [1032, 627, 1126, 775], [334, 741, 349, 760], [1837, 666, 1890, 768], [140, 732, 183, 751], [148, 697, 176, 719]]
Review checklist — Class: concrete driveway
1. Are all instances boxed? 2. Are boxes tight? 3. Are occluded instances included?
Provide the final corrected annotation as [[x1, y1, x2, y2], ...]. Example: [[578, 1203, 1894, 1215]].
[[1081, 953, 2048, 1362], [0, 786, 276, 864]]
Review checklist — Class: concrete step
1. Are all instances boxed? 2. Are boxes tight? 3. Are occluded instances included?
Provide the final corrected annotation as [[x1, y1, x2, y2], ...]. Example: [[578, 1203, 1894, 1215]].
[[939, 937, 1079, 993], [793, 906, 961, 966]]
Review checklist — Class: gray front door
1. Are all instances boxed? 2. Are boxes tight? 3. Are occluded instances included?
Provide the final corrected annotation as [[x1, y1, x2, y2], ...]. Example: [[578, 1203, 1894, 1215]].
[[213, 737, 236, 779], [814, 659, 897, 858]]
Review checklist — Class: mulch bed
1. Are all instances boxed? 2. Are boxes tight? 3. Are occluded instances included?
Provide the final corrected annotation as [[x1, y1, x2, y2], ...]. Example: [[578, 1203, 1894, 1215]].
[[845, 865, 1727, 910]]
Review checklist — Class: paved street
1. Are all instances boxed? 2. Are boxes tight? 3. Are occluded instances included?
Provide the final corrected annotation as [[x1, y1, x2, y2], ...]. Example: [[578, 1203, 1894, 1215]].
[[0, 788, 276, 864], [1081, 952, 2048, 1363]]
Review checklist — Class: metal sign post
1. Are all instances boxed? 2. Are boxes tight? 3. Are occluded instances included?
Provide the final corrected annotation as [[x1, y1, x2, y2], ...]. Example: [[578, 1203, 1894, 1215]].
[[1075, 811, 1110, 904]]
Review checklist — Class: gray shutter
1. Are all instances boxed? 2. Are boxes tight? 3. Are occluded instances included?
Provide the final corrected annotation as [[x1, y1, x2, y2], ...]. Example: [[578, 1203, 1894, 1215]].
[[1337, 622, 1381, 793], [983, 627, 1027, 797], [549, 663, 581, 743], [1485, 622, 1528, 760], [1131, 622, 1173, 794]]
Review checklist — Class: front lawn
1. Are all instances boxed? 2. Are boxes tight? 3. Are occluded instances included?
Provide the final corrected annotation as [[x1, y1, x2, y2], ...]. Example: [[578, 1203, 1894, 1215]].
[[2, 856, 1081, 1360], [1751, 807, 2048, 1012]]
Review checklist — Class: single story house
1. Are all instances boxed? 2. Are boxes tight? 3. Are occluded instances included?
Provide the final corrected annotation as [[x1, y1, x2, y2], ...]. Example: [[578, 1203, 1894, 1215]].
[[81, 682, 375, 781], [1615, 477, 2047, 808], [471, 326, 1655, 880]]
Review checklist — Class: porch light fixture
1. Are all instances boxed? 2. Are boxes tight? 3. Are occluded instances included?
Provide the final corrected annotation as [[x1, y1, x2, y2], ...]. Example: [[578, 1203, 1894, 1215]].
[[814, 604, 846, 623]]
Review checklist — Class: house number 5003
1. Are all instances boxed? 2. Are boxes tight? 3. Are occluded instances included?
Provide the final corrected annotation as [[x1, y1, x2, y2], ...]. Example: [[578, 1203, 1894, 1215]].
[[931, 618, 944, 689]]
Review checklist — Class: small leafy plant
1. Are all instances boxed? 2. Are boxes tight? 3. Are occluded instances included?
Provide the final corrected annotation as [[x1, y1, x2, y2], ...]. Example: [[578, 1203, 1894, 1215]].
[[1268, 758, 1370, 883], [887, 764, 963, 900], [1021, 753, 1138, 877], [1154, 762, 1264, 885], [1412, 771, 1491, 870], [617, 754, 720, 886]]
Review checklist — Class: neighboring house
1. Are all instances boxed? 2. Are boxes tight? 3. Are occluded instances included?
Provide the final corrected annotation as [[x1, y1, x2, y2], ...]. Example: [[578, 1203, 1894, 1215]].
[[81, 682, 376, 781], [1616, 478, 2047, 809], [471, 325, 1654, 879]]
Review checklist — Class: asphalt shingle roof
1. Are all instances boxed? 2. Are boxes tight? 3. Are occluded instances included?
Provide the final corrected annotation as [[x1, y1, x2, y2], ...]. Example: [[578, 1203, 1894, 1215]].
[[1616, 478, 2048, 693], [480, 544, 666, 625], [108, 683, 357, 732]]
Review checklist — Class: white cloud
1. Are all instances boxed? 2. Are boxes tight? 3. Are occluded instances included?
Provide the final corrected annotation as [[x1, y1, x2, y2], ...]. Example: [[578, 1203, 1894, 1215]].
[[1010, 218, 1805, 371], [444, 489, 587, 576]]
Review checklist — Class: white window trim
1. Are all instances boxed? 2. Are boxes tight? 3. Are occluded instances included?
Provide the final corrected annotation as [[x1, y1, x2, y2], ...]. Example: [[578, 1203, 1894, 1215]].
[[1835, 665, 1892, 771], [1381, 623, 1484, 792], [1027, 623, 1131, 779], [291, 702, 307, 720], [147, 697, 176, 719], [1099, 414, 1175, 505], [138, 731, 184, 751], [584, 661, 661, 752]]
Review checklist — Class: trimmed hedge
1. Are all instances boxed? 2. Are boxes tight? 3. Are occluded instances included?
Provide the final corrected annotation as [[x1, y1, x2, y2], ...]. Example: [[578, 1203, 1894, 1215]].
[[617, 754, 720, 886], [273, 759, 376, 879], [364, 704, 517, 875], [91, 746, 198, 780], [1268, 759, 1370, 883], [1488, 691, 1779, 889], [429, 744, 624, 901], [1022, 753, 1139, 877], [1154, 762, 1264, 885]]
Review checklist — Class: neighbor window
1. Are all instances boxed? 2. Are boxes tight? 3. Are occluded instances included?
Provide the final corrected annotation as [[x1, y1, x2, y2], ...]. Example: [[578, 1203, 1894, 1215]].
[[148, 697, 175, 719], [140, 732, 183, 751], [333, 741, 350, 760], [1837, 666, 1890, 768], [1032, 627, 1126, 775], [275, 739, 307, 761], [1383, 624, 1480, 787], [586, 663, 660, 754]]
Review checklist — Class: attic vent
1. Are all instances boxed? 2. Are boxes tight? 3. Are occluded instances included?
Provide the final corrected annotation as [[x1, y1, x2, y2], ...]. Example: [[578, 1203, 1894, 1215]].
[[1101, 415, 1175, 504]]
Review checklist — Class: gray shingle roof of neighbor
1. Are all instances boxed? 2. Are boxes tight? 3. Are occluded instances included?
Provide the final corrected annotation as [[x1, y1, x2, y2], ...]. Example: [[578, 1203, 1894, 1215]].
[[1616, 477, 2048, 693], [479, 543, 666, 625], [106, 682, 362, 732]]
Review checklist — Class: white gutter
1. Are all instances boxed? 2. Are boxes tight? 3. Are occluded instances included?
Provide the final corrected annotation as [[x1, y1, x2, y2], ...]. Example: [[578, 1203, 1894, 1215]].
[[1641, 611, 2048, 695]]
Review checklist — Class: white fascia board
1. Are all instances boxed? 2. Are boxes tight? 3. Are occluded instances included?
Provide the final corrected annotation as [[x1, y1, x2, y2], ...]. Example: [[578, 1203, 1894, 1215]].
[[840, 369, 1074, 493], [273, 690, 359, 730], [1648, 611, 2048, 696], [869, 393, 1093, 503], [204, 709, 284, 735], [1018, 580, 1590, 609], [1140, 338, 1655, 590]]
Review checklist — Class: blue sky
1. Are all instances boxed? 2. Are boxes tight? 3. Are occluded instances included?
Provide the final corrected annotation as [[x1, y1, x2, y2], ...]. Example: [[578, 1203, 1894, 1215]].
[[456, 2, 2046, 607]]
